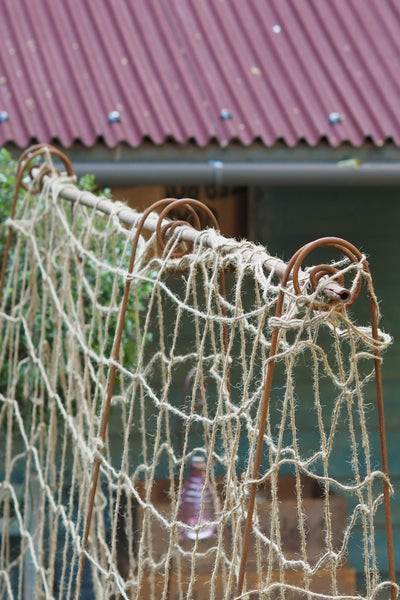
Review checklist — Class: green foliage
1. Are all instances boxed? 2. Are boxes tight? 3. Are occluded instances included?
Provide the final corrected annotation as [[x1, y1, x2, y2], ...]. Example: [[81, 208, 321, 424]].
[[77, 171, 111, 199], [0, 148, 18, 216], [0, 148, 19, 250], [0, 148, 153, 412]]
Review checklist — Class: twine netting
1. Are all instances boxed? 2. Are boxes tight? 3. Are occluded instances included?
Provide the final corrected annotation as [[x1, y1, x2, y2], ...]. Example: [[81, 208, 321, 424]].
[[0, 159, 396, 600]]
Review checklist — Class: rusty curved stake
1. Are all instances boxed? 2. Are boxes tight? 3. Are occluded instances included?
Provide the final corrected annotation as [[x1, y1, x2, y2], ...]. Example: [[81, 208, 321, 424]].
[[289, 237, 363, 310], [369, 286, 397, 600], [236, 236, 396, 599], [0, 144, 74, 305], [75, 197, 221, 597]]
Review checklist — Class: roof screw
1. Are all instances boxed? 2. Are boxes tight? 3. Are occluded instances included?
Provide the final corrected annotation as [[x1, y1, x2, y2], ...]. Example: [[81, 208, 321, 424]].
[[108, 110, 120, 123], [220, 108, 232, 120], [272, 25, 282, 34], [209, 160, 223, 169], [0, 110, 9, 123], [329, 111, 342, 124]]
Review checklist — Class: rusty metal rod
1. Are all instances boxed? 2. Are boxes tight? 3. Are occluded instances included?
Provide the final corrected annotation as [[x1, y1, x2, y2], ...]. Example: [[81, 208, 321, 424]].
[[235, 237, 396, 599], [370, 296, 397, 600], [42, 180, 351, 304], [74, 198, 220, 598]]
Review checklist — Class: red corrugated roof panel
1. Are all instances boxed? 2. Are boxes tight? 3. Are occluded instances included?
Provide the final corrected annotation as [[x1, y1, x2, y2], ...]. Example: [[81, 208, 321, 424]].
[[1, 0, 400, 148]]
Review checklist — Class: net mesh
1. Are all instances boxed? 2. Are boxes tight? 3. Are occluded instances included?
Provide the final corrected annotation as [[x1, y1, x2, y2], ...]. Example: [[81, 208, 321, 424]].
[[0, 162, 396, 600]]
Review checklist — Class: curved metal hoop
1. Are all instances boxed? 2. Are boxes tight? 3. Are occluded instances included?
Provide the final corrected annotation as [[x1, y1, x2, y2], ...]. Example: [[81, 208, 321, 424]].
[[0, 144, 75, 305], [77, 197, 222, 592], [156, 197, 220, 258], [237, 236, 396, 599], [16, 144, 75, 194], [285, 236, 365, 310]]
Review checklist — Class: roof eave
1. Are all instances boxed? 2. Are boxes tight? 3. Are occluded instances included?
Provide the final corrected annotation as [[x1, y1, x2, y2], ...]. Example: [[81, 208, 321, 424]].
[[72, 159, 400, 187]]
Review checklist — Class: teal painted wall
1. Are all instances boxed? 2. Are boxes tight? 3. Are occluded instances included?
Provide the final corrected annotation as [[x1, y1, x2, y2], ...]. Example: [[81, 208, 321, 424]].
[[253, 185, 400, 580]]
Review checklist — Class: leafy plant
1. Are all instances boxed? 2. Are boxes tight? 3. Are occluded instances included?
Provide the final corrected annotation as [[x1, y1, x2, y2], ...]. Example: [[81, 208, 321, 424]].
[[0, 148, 18, 241], [0, 148, 153, 411]]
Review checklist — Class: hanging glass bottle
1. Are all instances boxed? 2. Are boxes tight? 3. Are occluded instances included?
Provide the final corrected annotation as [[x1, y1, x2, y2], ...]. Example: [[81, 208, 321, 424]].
[[178, 455, 221, 540]]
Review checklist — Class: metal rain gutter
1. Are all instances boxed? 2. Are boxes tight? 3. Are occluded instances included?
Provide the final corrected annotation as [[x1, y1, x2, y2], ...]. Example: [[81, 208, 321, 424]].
[[73, 160, 400, 187]]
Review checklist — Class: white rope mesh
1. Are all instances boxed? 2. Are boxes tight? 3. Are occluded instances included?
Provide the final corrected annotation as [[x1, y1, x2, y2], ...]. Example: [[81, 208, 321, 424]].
[[0, 166, 396, 600]]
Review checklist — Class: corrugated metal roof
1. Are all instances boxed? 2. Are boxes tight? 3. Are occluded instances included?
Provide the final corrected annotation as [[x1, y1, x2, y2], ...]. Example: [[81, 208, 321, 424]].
[[1, 0, 400, 149]]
